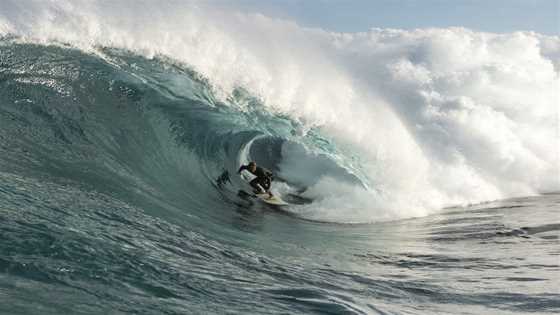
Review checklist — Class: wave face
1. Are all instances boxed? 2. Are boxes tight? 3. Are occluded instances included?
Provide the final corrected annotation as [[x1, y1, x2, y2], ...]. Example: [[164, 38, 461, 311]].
[[1, 1, 560, 314], [1, 0, 559, 223]]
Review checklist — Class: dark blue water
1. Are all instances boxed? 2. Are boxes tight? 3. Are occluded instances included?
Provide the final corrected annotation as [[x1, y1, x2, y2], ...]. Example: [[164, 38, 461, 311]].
[[1, 41, 559, 315]]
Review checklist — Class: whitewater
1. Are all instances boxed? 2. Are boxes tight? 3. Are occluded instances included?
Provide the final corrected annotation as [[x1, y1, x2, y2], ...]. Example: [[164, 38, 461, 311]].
[[0, 1, 559, 314]]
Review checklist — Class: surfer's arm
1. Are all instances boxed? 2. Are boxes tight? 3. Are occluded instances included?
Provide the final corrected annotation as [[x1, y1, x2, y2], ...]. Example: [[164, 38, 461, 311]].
[[237, 165, 247, 173], [264, 169, 273, 180]]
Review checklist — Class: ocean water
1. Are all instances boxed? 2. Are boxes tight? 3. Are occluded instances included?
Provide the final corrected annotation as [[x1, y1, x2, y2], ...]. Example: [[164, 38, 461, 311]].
[[1, 1, 559, 314]]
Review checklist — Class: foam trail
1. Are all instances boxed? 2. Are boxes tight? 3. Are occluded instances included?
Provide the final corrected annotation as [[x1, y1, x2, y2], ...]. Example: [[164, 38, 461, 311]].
[[1, 0, 558, 222]]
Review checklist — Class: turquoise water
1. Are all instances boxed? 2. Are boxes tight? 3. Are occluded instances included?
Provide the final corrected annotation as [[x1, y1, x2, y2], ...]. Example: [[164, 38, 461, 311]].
[[1, 42, 559, 314]]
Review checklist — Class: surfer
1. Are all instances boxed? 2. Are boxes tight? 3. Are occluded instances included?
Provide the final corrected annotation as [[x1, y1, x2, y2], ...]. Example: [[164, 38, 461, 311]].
[[238, 161, 274, 197]]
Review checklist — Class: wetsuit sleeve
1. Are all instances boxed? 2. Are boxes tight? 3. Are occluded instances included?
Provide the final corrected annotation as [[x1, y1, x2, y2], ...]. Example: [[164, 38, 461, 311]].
[[263, 167, 272, 177], [260, 167, 273, 178]]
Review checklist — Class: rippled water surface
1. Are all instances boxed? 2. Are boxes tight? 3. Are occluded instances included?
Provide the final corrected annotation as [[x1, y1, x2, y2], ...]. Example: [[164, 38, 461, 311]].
[[0, 40, 558, 315], [1, 170, 558, 314]]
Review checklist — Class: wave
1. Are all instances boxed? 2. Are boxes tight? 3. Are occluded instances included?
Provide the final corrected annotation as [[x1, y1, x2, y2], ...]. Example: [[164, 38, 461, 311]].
[[0, 0, 558, 223]]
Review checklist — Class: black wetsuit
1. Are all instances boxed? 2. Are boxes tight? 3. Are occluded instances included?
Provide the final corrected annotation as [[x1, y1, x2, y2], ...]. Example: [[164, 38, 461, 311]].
[[238, 165, 273, 193]]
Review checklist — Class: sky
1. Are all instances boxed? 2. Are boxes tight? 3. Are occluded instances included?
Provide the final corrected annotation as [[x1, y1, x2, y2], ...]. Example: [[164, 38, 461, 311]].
[[208, 0, 559, 35]]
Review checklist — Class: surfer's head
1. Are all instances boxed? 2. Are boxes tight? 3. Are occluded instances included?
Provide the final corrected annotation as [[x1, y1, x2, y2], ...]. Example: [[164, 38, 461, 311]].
[[248, 161, 256, 172]]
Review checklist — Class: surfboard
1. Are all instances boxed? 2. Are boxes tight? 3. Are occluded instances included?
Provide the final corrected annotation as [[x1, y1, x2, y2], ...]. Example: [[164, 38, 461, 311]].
[[255, 193, 288, 206]]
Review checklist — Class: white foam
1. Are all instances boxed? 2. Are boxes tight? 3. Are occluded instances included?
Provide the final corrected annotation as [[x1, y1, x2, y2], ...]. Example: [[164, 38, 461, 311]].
[[1, 0, 558, 222]]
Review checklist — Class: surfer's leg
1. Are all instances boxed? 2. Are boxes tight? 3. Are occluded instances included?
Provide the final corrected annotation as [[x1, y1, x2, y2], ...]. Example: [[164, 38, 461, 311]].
[[249, 178, 266, 194], [263, 178, 273, 198], [262, 178, 271, 190], [259, 178, 273, 198]]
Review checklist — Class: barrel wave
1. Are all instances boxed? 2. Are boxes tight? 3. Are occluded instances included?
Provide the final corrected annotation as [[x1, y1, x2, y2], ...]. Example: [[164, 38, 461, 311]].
[[1, 1, 559, 314], [1, 0, 558, 223], [0, 41, 363, 224]]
